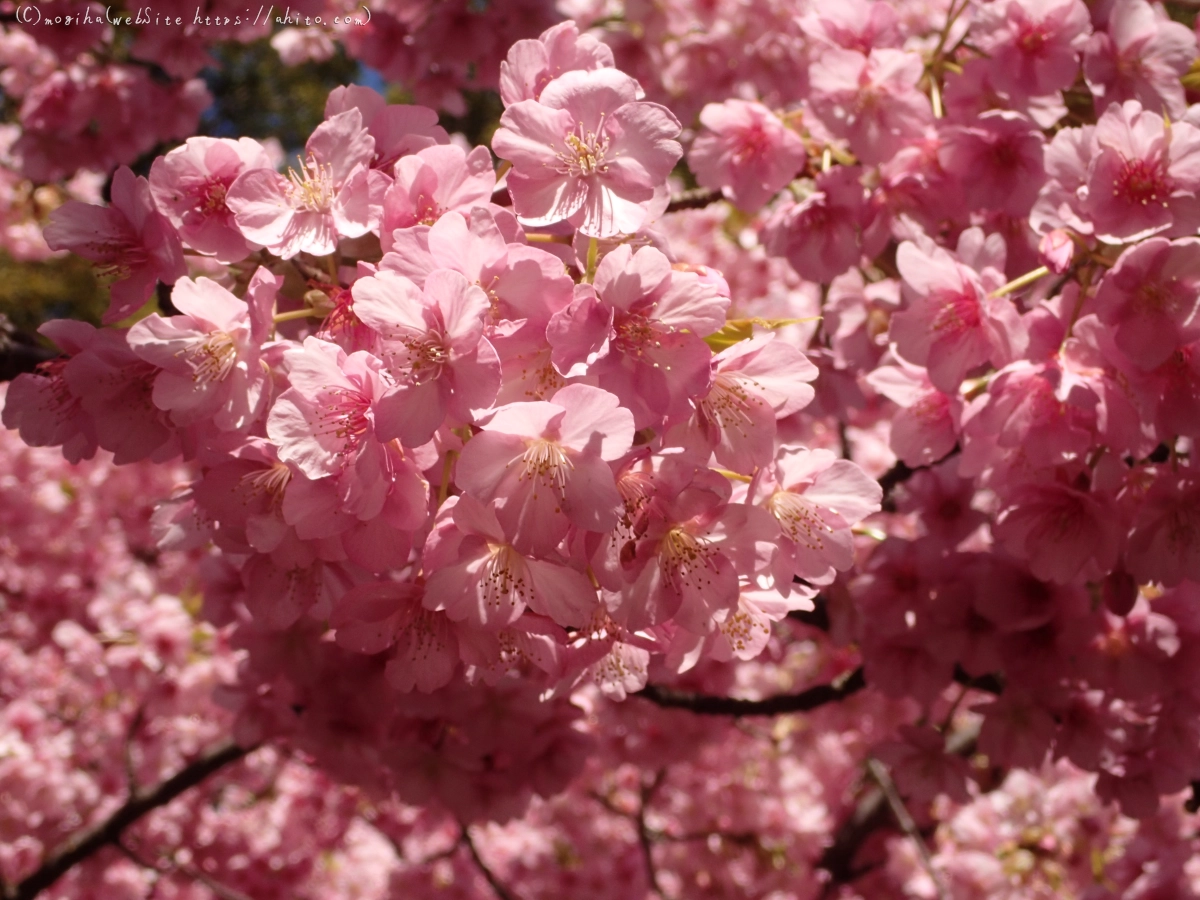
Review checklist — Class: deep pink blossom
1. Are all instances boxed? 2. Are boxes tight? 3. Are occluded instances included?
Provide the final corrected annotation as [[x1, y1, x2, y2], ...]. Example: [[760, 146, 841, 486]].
[[1084, 0, 1197, 118], [43, 166, 186, 323], [1092, 237, 1200, 370], [492, 68, 682, 238], [763, 166, 885, 284], [938, 111, 1047, 216], [671, 333, 817, 474], [888, 233, 1023, 393], [973, 0, 1092, 100], [1081, 99, 1200, 243], [547, 244, 727, 428]]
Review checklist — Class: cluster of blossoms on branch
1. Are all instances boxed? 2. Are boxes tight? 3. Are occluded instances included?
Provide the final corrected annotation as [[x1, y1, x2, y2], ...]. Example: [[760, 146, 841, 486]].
[[6, 415, 1200, 900], [7, 0, 1200, 895]]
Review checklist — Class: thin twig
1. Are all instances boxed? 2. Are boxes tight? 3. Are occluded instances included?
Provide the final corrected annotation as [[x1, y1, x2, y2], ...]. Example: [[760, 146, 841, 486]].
[[866, 759, 949, 900], [637, 771, 667, 898], [462, 827, 521, 900], [637, 667, 866, 717]]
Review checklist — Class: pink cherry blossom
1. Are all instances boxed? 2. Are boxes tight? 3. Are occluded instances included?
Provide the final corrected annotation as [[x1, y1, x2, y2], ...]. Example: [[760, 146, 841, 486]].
[[1084, 0, 1197, 118], [226, 109, 386, 259], [888, 234, 1023, 393], [1081, 99, 1200, 244], [762, 165, 885, 284], [422, 494, 598, 628], [325, 84, 449, 174], [688, 100, 807, 212], [350, 268, 502, 447], [754, 446, 883, 587], [547, 244, 728, 428], [127, 270, 278, 432], [499, 20, 615, 107], [972, 0, 1092, 100], [455, 383, 634, 557], [492, 68, 682, 238], [148, 136, 275, 262], [1092, 237, 1200, 370], [378, 144, 497, 250], [808, 47, 932, 165], [42, 165, 186, 323]]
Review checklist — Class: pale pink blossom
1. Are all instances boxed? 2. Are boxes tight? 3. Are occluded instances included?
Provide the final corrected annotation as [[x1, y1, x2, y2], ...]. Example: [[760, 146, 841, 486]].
[[226, 109, 387, 259], [688, 100, 807, 212], [754, 446, 883, 587], [492, 68, 681, 238], [499, 20, 615, 107], [149, 136, 275, 262], [350, 268, 502, 447], [127, 270, 279, 432], [325, 85, 448, 174], [378, 144, 496, 250], [455, 383, 634, 557]]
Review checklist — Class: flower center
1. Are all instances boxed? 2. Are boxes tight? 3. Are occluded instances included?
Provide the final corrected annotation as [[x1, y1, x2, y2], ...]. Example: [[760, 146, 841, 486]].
[[559, 119, 611, 177], [286, 155, 336, 212], [394, 333, 449, 385], [238, 461, 292, 508], [519, 439, 574, 494], [314, 387, 372, 457], [183, 332, 238, 384], [930, 288, 983, 337], [659, 527, 717, 593], [699, 374, 759, 434], [768, 490, 834, 550], [1113, 157, 1170, 207]]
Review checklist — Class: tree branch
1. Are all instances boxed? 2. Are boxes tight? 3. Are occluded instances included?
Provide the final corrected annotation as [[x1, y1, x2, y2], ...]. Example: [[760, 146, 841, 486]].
[[637, 667, 866, 717], [462, 827, 521, 900], [4, 740, 251, 900], [665, 187, 722, 213]]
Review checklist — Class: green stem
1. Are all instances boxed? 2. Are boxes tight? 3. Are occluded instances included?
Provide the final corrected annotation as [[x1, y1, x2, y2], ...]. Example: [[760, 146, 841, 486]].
[[989, 265, 1049, 299], [272, 307, 323, 324]]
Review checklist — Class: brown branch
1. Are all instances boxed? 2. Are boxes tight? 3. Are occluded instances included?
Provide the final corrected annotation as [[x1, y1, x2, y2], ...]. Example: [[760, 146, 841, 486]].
[[637, 666, 866, 717], [665, 187, 722, 213], [4, 740, 251, 900], [878, 445, 961, 510], [462, 827, 521, 900]]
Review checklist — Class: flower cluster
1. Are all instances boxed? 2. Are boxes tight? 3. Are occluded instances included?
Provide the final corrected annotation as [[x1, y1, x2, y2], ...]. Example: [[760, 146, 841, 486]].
[[9, 0, 1200, 895]]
